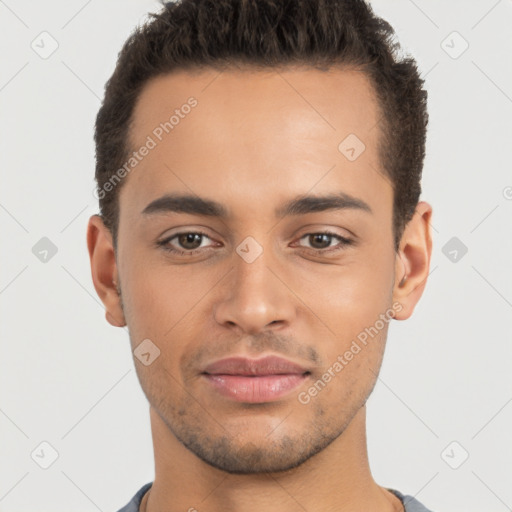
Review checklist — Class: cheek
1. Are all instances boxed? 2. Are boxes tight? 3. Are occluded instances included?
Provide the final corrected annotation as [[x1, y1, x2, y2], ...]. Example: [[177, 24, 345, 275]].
[[123, 276, 162, 336], [287, 253, 395, 332], [121, 258, 221, 345], [119, 261, 171, 344]]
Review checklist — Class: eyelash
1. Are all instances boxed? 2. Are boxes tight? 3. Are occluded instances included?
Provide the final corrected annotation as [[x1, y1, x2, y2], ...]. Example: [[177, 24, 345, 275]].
[[156, 230, 354, 256], [156, 230, 215, 256]]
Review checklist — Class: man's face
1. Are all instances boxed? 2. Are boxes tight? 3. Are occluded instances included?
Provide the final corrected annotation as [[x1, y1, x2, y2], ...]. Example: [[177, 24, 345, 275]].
[[114, 67, 399, 473]]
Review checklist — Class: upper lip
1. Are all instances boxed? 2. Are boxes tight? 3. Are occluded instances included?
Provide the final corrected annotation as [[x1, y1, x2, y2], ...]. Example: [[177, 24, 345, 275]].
[[202, 355, 309, 376]]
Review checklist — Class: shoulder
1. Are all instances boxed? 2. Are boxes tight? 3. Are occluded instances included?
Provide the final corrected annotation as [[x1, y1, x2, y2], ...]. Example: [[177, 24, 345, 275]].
[[114, 482, 153, 512], [388, 488, 436, 512]]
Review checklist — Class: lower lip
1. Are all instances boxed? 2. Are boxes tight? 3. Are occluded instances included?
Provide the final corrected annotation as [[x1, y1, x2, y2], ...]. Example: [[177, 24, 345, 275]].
[[203, 374, 308, 403]]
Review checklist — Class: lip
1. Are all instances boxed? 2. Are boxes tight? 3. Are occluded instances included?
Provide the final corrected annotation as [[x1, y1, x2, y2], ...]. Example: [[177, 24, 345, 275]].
[[203, 355, 309, 376], [202, 355, 310, 403]]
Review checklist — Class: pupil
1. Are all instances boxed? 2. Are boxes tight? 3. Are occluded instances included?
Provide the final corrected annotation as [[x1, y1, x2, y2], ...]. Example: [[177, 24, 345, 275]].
[[179, 233, 202, 249], [310, 234, 331, 249]]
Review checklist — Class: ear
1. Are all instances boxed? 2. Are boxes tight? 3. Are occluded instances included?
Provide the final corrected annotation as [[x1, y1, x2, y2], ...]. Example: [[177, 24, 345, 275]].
[[392, 201, 433, 320], [86, 214, 126, 327]]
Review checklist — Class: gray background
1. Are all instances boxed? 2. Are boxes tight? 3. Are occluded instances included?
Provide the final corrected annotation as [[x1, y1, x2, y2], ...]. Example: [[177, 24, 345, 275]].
[[1, 1, 511, 511]]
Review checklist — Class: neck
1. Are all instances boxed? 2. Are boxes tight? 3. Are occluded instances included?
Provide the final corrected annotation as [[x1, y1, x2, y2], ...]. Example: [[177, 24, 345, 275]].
[[143, 405, 402, 512]]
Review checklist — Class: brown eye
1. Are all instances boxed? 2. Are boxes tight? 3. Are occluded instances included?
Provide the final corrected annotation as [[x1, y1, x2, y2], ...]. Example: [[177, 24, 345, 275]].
[[308, 234, 333, 249], [177, 233, 204, 250], [296, 231, 353, 252], [157, 231, 216, 255]]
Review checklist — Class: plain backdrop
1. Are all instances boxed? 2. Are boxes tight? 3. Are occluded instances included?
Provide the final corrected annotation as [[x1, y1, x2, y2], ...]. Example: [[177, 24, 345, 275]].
[[1, 1, 511, 511]]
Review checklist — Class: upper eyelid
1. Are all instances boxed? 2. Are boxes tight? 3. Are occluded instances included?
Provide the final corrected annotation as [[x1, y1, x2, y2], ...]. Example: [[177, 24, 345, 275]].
[[297, 232, 349, 242], [294, 232, 352, 250], [164, 231, 216, 246]]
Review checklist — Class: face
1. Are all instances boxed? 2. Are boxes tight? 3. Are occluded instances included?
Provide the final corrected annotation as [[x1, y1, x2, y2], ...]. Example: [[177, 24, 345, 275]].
[[98, 67, 406, 473]]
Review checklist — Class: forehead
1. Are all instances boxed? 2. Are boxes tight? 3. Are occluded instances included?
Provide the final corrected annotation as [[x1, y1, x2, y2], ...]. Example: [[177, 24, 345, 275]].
[[120, 66, 389, 223], [130, 66, 380, 147]]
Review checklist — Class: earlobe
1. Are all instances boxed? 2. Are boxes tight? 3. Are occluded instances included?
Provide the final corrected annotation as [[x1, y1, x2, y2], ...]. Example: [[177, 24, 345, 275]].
[[392, 201, 433, 320], [106, 310, 126, 328], [86, 214, 126, 328]]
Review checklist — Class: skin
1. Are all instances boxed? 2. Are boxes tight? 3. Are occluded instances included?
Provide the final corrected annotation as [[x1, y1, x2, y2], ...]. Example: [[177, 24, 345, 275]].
[[87, 66, 432, 512]]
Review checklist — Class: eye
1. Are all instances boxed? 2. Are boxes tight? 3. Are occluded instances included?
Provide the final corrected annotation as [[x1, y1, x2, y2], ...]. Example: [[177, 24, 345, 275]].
[[157, 231, 217, 255], [296, 231, 353, 252], [156, 229, 353, 257]]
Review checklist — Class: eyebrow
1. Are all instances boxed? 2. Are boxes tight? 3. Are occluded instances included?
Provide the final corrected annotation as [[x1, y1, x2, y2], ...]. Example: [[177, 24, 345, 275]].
[[276, 192, 373, 217], [140, 192, 373, 218], [141, 194, 227, 217]]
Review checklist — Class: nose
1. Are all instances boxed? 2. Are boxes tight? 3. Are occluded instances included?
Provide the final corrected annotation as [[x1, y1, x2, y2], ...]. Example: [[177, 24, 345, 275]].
[[213, 244, 297, 335]]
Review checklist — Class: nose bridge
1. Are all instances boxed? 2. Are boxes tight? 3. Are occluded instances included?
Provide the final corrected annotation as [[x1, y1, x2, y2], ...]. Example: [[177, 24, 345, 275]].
[[235, 243, 274, 295], [214, 236, 295, 332]]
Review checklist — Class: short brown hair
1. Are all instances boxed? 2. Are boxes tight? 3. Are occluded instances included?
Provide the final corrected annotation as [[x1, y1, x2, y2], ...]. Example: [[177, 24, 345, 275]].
[[94, 0, 428, 251]]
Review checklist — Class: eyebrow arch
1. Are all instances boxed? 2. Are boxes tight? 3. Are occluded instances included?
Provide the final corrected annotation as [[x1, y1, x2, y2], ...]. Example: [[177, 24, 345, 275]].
[[141, 194, 228, 218], [140, 192, 373, 218], [275, 192, 373, 217]]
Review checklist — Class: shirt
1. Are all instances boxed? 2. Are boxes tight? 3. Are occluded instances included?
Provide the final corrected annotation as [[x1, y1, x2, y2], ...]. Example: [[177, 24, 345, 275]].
[[115, 482, 435, 511]]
